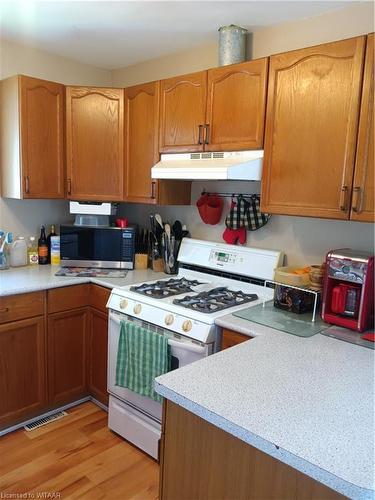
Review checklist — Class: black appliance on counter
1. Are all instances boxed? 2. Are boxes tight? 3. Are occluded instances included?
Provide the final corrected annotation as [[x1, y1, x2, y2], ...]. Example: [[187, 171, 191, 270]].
[[60, 224, 135, 269]]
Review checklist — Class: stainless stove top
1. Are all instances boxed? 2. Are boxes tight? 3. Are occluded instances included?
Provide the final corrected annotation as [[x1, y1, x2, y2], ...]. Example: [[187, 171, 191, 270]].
[[130, 278, 204, 298], [172, 286, 259, 314]]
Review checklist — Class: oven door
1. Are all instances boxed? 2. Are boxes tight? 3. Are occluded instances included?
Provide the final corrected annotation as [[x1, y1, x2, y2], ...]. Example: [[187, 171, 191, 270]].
[[107, 311, 211, 421]]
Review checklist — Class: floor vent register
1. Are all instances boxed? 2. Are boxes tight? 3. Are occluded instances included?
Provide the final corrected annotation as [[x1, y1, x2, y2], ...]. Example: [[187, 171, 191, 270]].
[[23, 411, 68, 431]]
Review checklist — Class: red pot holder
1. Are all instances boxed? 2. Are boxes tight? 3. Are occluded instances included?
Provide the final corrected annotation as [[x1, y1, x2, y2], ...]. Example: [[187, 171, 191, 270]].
[[196, 193, 223, 225]]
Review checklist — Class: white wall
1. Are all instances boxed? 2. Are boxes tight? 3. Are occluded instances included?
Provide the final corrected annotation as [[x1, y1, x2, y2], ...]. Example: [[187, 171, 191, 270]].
[[1, 3, 374, 260], [0, 38, 111, 238], [112, 3, 374, 86], [113, 2, 375, 266], [0, 38, 112, 84]]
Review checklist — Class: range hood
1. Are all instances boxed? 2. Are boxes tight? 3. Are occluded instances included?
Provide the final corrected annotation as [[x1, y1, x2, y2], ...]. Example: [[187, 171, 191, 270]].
[[151, 150, 263, 181]]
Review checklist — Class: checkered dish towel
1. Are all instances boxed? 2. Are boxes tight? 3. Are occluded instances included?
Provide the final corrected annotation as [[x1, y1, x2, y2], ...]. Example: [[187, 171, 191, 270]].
[[116, 320, 171, 403]]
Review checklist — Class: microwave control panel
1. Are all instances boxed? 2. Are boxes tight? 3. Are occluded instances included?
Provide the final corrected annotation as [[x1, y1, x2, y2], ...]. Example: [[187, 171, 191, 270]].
[[121, 230, 135, 261]]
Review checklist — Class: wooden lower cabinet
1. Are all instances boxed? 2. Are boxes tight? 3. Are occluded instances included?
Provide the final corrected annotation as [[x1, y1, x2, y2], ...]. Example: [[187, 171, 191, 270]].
[[88, 307, 109, 406], [221, 328, 251, 350], [47, 307, 89, 406], [160, 401, 343, 500], [0, 284, 111, 429], [0, 317, 46, 429]]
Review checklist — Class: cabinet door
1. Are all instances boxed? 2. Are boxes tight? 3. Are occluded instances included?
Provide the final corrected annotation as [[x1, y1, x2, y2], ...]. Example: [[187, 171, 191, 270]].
[[48, 308, 88, 406], [159, 71, 207, 153], [20, 76, 65, 199], [124, 81, 159, 203], [351, 34, 374, 222], [0, 317, 46, 429], [261, 36, 366, 219], [205, 59, 268, 151], [88, 308, 108, 406], [66, 87, 124, 201], [221, 329, 251, 350]]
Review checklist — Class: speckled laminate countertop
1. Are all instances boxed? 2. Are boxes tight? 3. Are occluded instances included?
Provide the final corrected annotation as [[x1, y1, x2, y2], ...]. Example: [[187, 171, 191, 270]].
[[0, 265, 167, 296], [156, 315, 375, 499], [2, 267, 374, 498]]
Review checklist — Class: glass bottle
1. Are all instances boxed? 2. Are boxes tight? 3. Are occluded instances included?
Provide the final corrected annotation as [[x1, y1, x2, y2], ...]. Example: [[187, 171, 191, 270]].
[[38, 226, 48, 265], [28, 236, 39, 266]]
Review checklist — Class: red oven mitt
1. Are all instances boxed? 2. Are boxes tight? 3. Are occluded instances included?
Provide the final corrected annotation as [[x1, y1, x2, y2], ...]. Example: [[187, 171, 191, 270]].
[[222, 227, 247, 245]]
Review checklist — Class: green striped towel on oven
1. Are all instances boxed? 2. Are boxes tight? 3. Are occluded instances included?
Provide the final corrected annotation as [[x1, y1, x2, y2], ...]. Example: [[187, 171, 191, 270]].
[[115, 319, 171, 403]]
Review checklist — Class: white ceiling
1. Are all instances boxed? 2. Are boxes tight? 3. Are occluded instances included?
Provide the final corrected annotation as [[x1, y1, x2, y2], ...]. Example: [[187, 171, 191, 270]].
[[0, 0, 359, 70]]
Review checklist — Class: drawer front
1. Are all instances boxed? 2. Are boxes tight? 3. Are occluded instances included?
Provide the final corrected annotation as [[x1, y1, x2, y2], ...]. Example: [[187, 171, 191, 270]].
[[221, 329, 251, 350], [0, 291, 45, 324], [48, 284, 89, 314], [90, 284, 111, 312]]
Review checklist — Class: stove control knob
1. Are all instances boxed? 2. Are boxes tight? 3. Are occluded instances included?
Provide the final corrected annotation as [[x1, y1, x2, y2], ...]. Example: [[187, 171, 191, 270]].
[[165, 314, 174, 326], [119, 299, 128, 310], [182, 320, 192, 332], [133, 304, 142, 314]]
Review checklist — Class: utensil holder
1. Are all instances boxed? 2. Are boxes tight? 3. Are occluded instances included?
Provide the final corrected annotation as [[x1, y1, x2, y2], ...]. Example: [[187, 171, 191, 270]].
[[161, 239, 180, 275], [152, 258, 164, 272], [135, 253, 148, 270]]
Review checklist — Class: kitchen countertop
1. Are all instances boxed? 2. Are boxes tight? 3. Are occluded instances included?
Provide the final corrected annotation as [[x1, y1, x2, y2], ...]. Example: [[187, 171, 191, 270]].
[[0, 265, 167, 296], [2, 266, 374, 498], [156, 314, 375, 499]]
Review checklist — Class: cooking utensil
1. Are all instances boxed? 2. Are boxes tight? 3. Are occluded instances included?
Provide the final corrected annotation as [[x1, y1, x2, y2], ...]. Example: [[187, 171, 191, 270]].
[[165, 223, 171, 248], [155, 213, 163, 229], [172, 220, 183, 240], [168, 236, 175, 268]]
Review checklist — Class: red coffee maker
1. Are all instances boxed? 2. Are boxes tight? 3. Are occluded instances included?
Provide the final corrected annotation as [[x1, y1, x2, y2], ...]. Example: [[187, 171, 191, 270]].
[[322, 249, 374, 332]]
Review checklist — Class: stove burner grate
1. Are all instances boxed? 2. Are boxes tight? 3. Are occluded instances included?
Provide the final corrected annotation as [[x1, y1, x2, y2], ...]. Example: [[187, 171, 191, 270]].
[[173, 287, 259, 313], [130, 278, 204, 298]]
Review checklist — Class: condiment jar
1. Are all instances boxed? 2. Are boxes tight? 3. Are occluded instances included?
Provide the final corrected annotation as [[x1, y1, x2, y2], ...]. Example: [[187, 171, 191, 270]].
[[10, 236, 28, 267]]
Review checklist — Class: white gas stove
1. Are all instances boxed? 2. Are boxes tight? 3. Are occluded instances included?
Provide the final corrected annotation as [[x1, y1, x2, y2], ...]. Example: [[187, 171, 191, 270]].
[[108, 239, 283, 343], [107, 239, 283, 459]]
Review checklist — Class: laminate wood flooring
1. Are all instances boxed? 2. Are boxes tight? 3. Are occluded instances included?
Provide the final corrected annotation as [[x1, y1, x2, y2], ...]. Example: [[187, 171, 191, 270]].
[[0, 402, 159, 499]]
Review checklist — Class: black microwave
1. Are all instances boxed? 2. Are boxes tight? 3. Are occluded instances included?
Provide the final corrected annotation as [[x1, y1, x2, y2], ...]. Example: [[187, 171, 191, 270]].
[[60, 225, 135, 269]]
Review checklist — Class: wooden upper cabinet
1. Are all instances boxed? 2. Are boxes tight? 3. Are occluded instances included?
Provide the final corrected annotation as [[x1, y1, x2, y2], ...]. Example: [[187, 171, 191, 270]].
[[351, 34, 374, 222], [66, 87, 124, 201], [159, 71, 207, 153], [124, 81, 159, 203], [0, 75, 65, 199], [205, 59, 268, 151], [261, 36, 366, 219]]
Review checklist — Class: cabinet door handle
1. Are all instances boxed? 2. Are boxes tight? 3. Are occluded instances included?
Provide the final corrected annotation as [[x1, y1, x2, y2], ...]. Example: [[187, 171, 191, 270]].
[[0, 307, 9, 313], [151, 181, 156, 199], [204, 124, 210, 145], [339, 185, 348, 211], [67, 178, 72, 195], [352, 186, 363, 213], [25, 176, 30, 194], [198, 125, 204, 145]]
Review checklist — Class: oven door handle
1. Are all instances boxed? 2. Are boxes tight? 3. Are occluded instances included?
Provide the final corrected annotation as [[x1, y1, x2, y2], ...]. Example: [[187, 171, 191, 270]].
[[109, 313, 207, 354], [167, 338, 207, 354], [109, 313, 123, 325]]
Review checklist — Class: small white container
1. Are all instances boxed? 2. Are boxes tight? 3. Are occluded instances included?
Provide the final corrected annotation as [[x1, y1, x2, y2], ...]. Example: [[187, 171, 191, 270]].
[[10, 236, 28, 267]]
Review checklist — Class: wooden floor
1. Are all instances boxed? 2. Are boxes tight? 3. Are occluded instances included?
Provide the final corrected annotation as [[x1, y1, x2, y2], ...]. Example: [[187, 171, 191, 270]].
[[0, 402, 159, 499]]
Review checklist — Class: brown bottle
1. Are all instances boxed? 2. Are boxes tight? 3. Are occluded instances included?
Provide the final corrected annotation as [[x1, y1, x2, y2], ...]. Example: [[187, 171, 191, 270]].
[[38, 226, 48, 265]]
